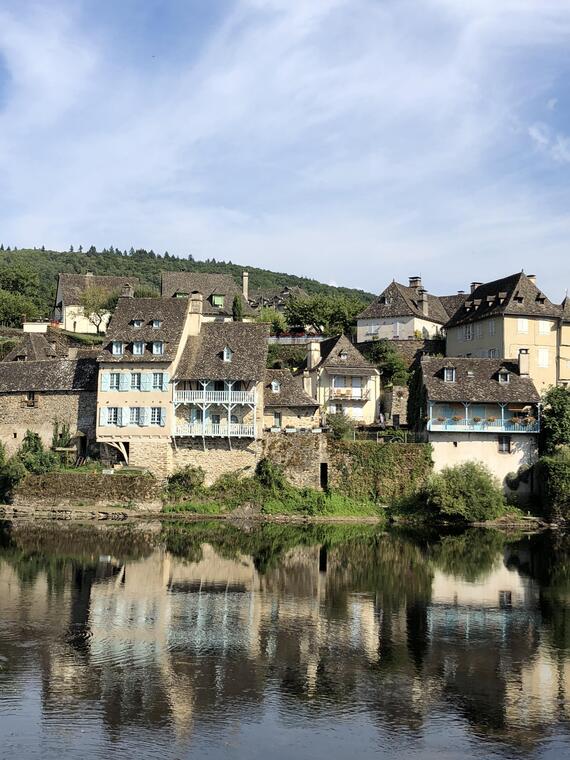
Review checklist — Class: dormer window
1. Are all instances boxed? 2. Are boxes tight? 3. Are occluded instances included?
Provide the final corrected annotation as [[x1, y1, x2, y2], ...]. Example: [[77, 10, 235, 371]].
[[339, 351, 348, 362], [152, 341, 164, 356], [152, 319, 162, 329], [498, 370, 510, 384], [133, 341, 145, 356], [467, 370, 474, 378], [444, 367, 456, 383], [271, 380, 281, 393], [132, 319, 143, 329], [112, 341, 124, 356], [212, 294, 225, 308], [223, 346, 233, 362]]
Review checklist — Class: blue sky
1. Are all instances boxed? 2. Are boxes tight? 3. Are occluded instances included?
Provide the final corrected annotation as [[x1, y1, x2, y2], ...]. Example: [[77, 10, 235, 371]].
[[1, 0, 570, 299]]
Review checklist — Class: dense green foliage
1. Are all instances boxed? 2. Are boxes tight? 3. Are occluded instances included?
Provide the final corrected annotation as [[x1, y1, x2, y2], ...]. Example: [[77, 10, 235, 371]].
[[425, 462, 506, 522], [361, 339, 410, 386], [232, 294, 243, 321], [266, 343, 307, 370], [536, 447, 570, 521], [326, 411, 355, 440], [80, 286, 120, 333], [285, 293, 366, 335], [0, 289, 39, 326], [541, 385, 570, 454], [0, 247, 373, 321], [257, 307, 287, 335]]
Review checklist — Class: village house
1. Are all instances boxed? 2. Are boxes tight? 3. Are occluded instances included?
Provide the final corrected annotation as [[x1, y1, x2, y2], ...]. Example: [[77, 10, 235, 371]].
[[301, 335, 381, 425], [444, 272, 565, 392], [53, 272, 140, 334], [419, 351, 540, 494], [160, 271, 255, 322], [356, 276, 464, 343], [248, 285, 308, 313], [263, 369, 320, 432]]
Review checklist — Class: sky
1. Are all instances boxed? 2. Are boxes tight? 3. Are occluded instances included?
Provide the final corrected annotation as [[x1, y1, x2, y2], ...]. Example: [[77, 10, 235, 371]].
[[1, 0, 570, 299]]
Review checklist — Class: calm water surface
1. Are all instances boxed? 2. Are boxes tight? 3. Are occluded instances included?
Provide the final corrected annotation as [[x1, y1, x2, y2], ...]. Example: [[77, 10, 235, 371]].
[[0, 520, 569, 759]]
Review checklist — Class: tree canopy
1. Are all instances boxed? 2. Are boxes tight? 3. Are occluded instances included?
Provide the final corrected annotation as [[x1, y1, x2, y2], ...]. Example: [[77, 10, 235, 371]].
[[80, 286, 119, 333], [541, 385, 570, 454], [285, 293, 366, 335]]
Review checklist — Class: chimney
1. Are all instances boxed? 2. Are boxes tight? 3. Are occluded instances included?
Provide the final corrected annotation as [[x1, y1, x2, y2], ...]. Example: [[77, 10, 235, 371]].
[[457, 289, 465, 295], [187, 291, 203, 335], [86, 271, 94, 278], [518, 348, 530, 376], [418, 288, 429, 317], [527, 274, 537, 285], [242, 270, 249, 301], [120, 282, 134, 298], [307, 341, 321, 370], [409, 276, 422, 290], [302, 370, 313, 397], [470, 282, 482, 294]]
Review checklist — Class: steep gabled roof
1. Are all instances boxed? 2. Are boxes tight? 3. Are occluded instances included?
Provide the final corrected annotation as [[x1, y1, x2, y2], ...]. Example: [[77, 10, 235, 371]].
[[0, 358, 98, 392], [57, 273, 139, 305], [264, 369, 318, 408], [439, 293, 468, 319], [303, 334, 377, 373], [2, 333, 59, 362], [177, 322, 269, 381], [421, 357, 540, 403], [249, 286, 308, 308], [357, 281, 450, 324], [98, 296, 188, 363], [445, 273, 561, 328], [160, 272, 254, 317]]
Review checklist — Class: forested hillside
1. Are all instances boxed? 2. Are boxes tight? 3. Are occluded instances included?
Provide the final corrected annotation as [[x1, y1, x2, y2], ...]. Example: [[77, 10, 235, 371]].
[[0, 246, 374, 321]]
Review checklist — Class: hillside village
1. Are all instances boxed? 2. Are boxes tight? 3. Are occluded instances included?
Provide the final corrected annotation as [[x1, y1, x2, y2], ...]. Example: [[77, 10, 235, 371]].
[[0, 264, 569, 504]]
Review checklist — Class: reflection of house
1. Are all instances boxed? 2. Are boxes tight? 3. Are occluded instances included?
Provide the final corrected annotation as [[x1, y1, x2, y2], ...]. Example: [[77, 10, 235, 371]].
[[53, 272, 140, 334], [301, 335, 381, 424], [420, 352, 540, 490], [356, 276, 461, 342], [263, 369, 320, 431], [161, 271, 255, 322]]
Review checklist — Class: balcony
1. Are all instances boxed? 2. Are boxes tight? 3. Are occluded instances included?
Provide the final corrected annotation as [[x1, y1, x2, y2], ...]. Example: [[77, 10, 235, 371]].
[[175, 423, 255, 438], [175, 390, 256, 405], [328, 388, 369, 401], [427, 418, 539, 434]]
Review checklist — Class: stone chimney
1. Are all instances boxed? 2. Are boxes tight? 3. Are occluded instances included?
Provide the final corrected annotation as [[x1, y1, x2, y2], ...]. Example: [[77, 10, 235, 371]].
[[242, 270, 249, 301], [409, 276, 422, 290], [518, 348, 530, 376], [527, 274, 537, 285], [187, 291, 203, 336], [302, 370, 313, 396], [307, 341, 321, 370], [121, 282, 134, 298], [418, 288, 429, 317], [470, 282, 482, 294]]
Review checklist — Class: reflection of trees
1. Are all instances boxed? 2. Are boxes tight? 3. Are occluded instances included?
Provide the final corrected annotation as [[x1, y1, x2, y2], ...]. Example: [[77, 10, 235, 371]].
[[429, 528, 509, 582]]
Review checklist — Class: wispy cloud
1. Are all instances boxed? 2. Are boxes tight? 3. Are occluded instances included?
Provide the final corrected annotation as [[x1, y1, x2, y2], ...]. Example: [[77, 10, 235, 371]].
[[0, 0, 569, 298]]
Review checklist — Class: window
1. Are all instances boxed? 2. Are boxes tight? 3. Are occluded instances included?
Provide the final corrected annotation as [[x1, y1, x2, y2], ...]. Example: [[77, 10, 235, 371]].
[[488, 320, 495, 337], [498, 435, 511, 453], [152, 372, 163, 390], [212, 294, 224, 307], [538, 348, 549, 368], [231, 414, 238, 424], [488, 349, 497, 358], [107, 407, 119, 425], [112, 341, 124, 356], [498, 371, 510, 384], [210, 414, 221, 425], [152, 341, 164, 356], [152, 319, 162, 329], [133, 319, 143, 329], [223, 346, 233, 362], [133, 341, 145, 356], [444, 367, 456, 383], [539, 320, 550, 335], [131, 372, 142, 391], [150, 407, 161, 425], [517, 318, 528, 334], [110, 372, 120, 390], [393, 322, 400, 338], [273, 411, 282, 429], [130, 407, 141, 425], [340, 351, 348, 361], [475, 323, 483, 339], [271, 380, 281, 393], [463, 324, 473, 341], [26, 391, 36, 408]]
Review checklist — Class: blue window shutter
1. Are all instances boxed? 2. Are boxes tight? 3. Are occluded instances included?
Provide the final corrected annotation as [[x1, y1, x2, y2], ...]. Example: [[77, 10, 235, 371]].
[[119, 373, 129, 392], [160, 407, 166, 427], [140, 407, 150, 426], [99, 407, 107, 426], [118, 408, 128, 427], [101, 372, 110, 391], [141, 373, 152, 392], [162, 372, 170, 391]]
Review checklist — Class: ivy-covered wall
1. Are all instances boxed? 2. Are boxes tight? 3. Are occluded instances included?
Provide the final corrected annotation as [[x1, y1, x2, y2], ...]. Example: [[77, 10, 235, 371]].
[[536, 454, 570, 521], [328, 440, 433, 504]]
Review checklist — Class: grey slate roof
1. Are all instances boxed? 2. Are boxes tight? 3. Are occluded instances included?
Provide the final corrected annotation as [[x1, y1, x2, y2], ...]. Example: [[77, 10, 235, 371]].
[[264, 370, 318, 408], [178, 322, 269, 381], [3, 333, 59, 362], [445, 273, 561, 328], [439, 293, 468, 319], [98, 296, 188, 363], [57, 273, 140, 305], [160, 272, 254, 317], [0, 358, 98, 392], [249, 286, 308, 310], [304, 334, 377, 373], [357, 281, 451, 325], [421, 357, 540, 403]]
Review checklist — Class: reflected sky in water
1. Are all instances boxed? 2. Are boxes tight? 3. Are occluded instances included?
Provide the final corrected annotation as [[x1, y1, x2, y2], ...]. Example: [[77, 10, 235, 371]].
[[0, 520, 569, 759]]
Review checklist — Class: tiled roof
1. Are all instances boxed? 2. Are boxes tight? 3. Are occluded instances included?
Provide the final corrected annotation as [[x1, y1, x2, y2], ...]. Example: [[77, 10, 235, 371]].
[[160, 272, 254, 317], [2, 333, 59, 362], [439, 293, 468, 319], [249, 286, 308, 309], [98, 296, 188, 363], [0, 358, 98, 392], [264, 369, 318, 408], [57, 273, 139, 305], [304, 334, 376, 373], [177, 322, 269, 381], [421, 357, 540, 403], [445, 273, 561, 328], [357, 281, 451, 324]]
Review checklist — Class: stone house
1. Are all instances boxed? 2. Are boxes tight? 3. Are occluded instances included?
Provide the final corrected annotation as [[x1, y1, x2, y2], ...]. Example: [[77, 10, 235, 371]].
[[0, 358, 98, 456], [53, 272, 140, 334], [301, 335, 381, 425], [419, 351, 540, 493], [356, 276, 463, 343], [160, 271, 255, 322], [263, 369, 320, 432], [444, 272, 566, 392], [248, 285, 308, 314]]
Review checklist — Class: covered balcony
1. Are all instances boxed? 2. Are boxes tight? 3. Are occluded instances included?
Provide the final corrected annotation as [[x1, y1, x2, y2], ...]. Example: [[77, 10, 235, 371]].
[[427, 401, 540, 434], [175, 422, 255, 438], [174, 389, 256, 405], [173, 379, 258, 439]]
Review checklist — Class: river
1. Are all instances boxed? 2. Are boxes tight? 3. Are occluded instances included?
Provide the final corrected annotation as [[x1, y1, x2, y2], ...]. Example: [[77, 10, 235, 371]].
[[0, 520, 569, 759]]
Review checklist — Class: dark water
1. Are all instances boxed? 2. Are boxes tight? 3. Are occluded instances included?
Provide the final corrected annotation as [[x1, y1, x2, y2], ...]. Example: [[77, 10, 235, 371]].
[[1, 520, 570, 759]]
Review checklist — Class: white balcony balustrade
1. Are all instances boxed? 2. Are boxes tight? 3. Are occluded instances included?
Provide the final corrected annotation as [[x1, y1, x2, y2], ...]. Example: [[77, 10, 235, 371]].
[[175, 389, 256, 405], [175, 423, 255, 438]]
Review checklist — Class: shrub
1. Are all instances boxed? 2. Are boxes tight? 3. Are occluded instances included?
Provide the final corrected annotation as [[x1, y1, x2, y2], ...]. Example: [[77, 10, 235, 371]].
[[425, 462, 505, 522], [17, 431, 59, 475], [326, 412, 354, 440], [536, 448, 570, 521], [0, 449, 27, 503], [541, 386, 570, 454], [255, 458, 287, 491], [165, 465, 206, 502]]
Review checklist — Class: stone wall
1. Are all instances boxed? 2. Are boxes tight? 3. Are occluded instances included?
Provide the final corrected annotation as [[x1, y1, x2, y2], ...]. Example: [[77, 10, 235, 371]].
[[0, 391, 97, 456], [263, 433, 328, 489], [383, 386, 409, 426], [171, 438, 262, 486], [262, 407, 320, 431]]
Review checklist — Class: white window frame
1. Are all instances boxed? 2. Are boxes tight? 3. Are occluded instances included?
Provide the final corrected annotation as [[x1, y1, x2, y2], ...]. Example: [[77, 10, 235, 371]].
[[517, 318, 528, 334], [463, 324, 473, 341], [133, 341, 145, 356], [131, 372, 142, 391], [152, 372, 163, 391], [444, 367, 456, 383], [223, 346, 233, 362], [488, 349, 497, 358], [539, 320, 550, 335], [150, 407, 161, 425], [110, 372, 120, 391], [498, 371, 510, 384], [271, 380, 280, 393], [475, 323, 483, 339], [129, 407, 141, 425], [498, 435, 511, 454], [112, 341, 124, 356], [152, 319, 162, 329], [488, 320, 495, 337], [273, 411, 282, 428], [133, 319, 143, 329], [152, 341, 164, 356], [107, 407, 119, 425], [538, 348, 549, 368]]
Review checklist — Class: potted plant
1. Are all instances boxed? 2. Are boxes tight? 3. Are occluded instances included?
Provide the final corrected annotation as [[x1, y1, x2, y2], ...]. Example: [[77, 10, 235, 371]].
[[487, 416, 497, 423], [452, 415, 463, 423], [472, 416, 482, 423], [510, 416, 522, 425], [436, 416, 446, 423], [523, 415, 536, 426]]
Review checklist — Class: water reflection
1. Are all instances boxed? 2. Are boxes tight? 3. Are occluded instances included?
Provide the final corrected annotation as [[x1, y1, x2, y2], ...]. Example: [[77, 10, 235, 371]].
[[0, 520, 569, 759]]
